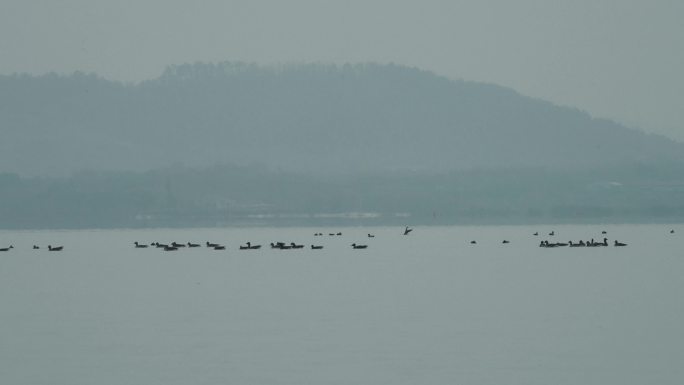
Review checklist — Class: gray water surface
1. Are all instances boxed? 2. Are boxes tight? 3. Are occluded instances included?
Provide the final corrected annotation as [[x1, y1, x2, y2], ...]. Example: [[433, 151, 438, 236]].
[[1, 225, 682, 384]]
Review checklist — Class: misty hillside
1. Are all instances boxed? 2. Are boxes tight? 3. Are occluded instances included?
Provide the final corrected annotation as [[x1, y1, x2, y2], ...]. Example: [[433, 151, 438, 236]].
[[1, 62, 683, 176]]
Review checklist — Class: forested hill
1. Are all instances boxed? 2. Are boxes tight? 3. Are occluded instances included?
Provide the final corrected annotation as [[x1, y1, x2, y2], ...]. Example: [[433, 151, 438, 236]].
[[1, 62, 683, 176]]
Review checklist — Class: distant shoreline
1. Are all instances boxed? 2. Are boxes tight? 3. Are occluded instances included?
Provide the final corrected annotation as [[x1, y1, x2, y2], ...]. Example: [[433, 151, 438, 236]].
[[2, 217, 682, 231]]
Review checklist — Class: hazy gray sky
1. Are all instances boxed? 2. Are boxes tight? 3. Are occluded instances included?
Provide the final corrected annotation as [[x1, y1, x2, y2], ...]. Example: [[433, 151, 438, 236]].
[[1, 0, 682, 141]]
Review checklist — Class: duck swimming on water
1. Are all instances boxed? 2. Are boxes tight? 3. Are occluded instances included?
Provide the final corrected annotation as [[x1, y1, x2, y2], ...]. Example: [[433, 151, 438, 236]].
[[240, 242, 261, 250], [271, 242, 290, 249]]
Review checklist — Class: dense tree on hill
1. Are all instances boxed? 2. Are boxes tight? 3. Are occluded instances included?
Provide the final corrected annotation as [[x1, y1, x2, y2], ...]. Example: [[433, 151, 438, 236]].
[[1, 164, 684, 229]]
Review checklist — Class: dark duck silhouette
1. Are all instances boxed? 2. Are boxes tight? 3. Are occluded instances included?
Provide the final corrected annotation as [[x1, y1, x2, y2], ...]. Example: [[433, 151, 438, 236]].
[[403, 226, 413, 235], [134, 242, 148, 248], [187, 242, 200, 248], [240, 242, 261, 250], [311, 245, 324, 250], [587, 238, 608, 247], [271, 242, 290, 249], [48, 245, 63, 251], [540, 240, 557, 248], [614, 240, 627, 247], [0, 245, 13, 251], [586, 238, 601, 247], [351, 243, 368, 249]]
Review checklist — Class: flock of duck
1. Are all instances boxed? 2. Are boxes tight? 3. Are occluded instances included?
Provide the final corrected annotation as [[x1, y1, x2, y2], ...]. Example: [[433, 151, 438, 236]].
[[533, 230, 645, 248], [538, 238, 627, 248], [135, 237, 372, 252], [131, 228, 417, 252], [1, 228, 677, 253], [0, 245, 64, 252]]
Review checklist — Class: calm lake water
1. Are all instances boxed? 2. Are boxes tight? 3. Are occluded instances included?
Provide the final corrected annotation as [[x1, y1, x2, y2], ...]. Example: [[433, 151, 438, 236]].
[[1, 224, 682, 385]]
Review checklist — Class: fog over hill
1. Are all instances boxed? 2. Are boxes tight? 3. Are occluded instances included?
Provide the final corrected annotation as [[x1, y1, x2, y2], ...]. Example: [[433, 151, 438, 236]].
[[1, 62, 682, 176], [2, 63, 684, 228]]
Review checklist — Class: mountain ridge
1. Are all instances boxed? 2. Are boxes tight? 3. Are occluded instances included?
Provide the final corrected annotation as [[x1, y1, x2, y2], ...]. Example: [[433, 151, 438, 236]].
[[1, 62, 682, 176]]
